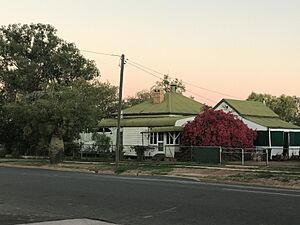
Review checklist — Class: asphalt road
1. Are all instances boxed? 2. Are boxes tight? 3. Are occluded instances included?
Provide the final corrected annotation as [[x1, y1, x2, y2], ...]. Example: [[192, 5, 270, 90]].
[[0, 167, 299, 225]]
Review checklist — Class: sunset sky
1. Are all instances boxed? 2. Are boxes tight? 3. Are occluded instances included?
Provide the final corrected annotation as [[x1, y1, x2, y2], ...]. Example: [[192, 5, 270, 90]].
[[1, 0, 299, 105]]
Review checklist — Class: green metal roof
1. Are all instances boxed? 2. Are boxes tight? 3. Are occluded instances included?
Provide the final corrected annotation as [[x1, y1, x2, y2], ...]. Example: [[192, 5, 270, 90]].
[[99, 116, 190, 127], [245, 116, 300, 129], [221, 99, 278, 117], [123, 92, 203, 116], [215, 99, 300, 129]]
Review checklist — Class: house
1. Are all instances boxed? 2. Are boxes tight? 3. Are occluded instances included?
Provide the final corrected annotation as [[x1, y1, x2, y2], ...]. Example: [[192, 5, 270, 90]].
[[214, 99, 300, 157], [98, 85, 204, 157]]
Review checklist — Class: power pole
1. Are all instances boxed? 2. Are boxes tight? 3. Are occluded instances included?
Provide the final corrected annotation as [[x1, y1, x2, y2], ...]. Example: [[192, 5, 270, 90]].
[[115, 54, 125, 169]]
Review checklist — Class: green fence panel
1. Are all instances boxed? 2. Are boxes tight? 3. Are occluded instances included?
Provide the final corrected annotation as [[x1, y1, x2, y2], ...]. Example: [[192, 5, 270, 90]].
[[191, 147, 220, 164]]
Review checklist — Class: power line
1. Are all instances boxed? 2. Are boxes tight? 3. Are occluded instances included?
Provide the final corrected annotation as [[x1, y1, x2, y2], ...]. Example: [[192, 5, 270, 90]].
[[78, 51, 239, 99], [80, 49, 120, 57], [127, 58, 239, 99], [185, 90, 216, 104], [126, 61, 163, 81], [126, 59, 166, 76], [181, 80, 238, 98], [126, 61, 216, 104]]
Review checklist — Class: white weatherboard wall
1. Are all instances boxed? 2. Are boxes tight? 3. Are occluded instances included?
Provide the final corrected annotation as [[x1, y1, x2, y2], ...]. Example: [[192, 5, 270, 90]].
[[175, 116, 196, 126], [122, 127, 148, 146], [122, 127, 148, 156]]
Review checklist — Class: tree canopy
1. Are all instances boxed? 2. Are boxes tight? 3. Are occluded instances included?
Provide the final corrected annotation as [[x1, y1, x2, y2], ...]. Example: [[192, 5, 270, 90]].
[[182, 107, 256, 148], [0, 23, 99, 101], [0, 24, 118, 161], [154, 74, 185, 93], [123, 90, 151, 109], [124, 75, 186, 108]]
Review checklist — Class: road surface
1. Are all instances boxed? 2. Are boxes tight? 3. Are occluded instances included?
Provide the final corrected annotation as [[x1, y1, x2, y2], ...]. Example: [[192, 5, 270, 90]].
[[0, 167, 299, 225]]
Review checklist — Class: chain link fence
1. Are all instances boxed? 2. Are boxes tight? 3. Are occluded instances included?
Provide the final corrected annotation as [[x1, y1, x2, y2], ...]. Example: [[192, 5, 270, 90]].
[[1, 141, 299, 166], [176, 145, 300, 166]]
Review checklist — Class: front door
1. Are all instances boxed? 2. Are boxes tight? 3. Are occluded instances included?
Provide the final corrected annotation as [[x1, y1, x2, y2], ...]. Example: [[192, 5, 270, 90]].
[[158, 133, 164, 152]]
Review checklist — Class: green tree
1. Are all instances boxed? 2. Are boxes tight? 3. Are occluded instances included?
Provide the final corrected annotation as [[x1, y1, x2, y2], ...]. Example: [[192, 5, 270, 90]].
[[123, 90, 151, 108], [0, 23, 99, 101], [0, 80, 117, 162], [154, 74, 185, 93], [123, 75, 185, 108], [0, 23, 118, 163]]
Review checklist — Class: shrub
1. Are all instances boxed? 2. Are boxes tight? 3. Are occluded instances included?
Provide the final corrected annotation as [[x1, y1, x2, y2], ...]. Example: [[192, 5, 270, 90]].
[[182, 107, 256, 148], [92, 133, 111, 152]]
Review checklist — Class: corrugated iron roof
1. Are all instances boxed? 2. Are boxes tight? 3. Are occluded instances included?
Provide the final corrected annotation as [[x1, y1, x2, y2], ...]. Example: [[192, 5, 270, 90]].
[[221, 99, 278, 117], [123, 92, 204, 116], [216, 99, 300, 129], [245, 116, 300, 129]]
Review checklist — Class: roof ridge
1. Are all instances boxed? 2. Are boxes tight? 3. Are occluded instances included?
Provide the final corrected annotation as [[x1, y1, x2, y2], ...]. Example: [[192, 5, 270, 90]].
[[168, 92, 172, 114]]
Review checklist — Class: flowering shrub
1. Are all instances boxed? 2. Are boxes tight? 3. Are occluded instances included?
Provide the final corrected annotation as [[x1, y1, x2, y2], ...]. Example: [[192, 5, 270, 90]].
[[181, 107, 256, 148]]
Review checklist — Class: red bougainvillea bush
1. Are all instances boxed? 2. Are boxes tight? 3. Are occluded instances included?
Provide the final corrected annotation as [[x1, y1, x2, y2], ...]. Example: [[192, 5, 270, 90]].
[[181, 107, 256, 148]]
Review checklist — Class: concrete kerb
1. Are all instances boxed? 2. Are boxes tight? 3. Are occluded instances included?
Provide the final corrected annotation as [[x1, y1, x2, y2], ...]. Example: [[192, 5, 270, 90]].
[[17, 219, 117, 225]]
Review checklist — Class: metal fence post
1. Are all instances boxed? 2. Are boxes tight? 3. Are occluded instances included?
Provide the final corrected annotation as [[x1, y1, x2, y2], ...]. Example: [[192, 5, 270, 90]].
[[266, 149, 269, 166], [241, 149, 244, 165], [219, 146, 222, 165]]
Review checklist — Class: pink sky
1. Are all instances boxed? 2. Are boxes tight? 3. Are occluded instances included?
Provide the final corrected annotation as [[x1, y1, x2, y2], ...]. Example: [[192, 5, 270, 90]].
[[1, 0, 299, 105]]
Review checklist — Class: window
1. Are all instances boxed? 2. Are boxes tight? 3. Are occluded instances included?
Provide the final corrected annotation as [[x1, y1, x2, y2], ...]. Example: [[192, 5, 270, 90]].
[[150, 132, 158, 144], [158, 133, 164, 142], [166, 132, 180, 145], [97, 127, 112, 133], [166, 132, 174, 144]]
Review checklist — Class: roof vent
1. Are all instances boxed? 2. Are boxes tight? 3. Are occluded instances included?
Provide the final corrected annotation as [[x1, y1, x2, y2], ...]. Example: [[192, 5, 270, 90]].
[[170, 83, 177, 93]]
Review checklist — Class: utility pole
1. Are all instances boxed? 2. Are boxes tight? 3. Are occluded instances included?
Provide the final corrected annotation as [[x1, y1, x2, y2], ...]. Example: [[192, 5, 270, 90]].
[[115, 54, 125, 169]]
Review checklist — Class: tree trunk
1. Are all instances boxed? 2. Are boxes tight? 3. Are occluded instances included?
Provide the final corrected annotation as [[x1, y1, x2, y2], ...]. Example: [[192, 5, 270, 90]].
[[49, 134, 64, 164]]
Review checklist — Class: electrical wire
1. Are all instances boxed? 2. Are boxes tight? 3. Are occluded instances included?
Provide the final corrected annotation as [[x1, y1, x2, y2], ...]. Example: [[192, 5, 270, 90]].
[[126, 61, 163, 81], [126, 59, 166, 76], [127, 58, 239, 99], [80, 49, 120, 57], [185, 90, 216, 104], [126, 60, 216, 104], [78, 51, 238, 100]]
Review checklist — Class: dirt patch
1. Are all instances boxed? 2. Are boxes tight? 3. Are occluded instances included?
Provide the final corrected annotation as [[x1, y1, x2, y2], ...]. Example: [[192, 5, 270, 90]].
[[172, 168, 240, 177], [167, 167, 300, 189]]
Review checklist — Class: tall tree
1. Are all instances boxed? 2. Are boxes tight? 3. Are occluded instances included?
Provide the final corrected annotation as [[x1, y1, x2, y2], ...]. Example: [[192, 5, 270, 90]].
[[0, 23, 99, 101], [0, 79, 118, 162], [0, 23, 117, 163]]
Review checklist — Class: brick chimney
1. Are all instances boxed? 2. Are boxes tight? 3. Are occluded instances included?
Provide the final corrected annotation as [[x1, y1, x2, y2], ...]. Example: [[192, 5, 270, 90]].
[[152, 87, 164, 104]]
